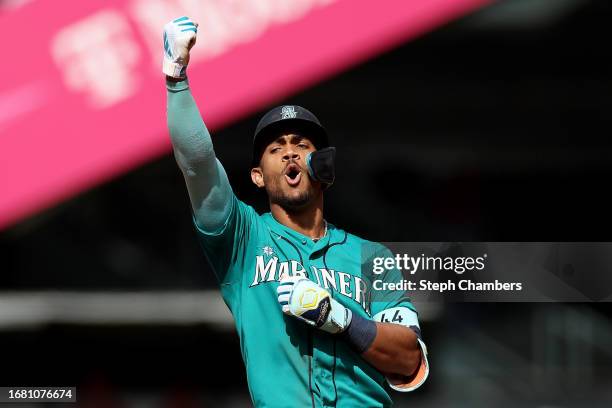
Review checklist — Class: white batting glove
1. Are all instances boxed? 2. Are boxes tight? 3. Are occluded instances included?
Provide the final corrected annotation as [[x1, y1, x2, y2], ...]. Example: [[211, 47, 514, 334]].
[[277, 275, 352, 334], [163, 16, 198, 78]]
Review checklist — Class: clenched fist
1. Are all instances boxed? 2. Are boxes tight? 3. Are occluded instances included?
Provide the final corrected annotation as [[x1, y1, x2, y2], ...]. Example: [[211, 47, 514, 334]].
[[277, 274, 353, 334], [163, 16, 198, 79]]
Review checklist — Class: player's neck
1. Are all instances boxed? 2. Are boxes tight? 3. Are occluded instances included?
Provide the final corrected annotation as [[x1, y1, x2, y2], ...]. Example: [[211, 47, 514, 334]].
[[269, 196, 326, 240]]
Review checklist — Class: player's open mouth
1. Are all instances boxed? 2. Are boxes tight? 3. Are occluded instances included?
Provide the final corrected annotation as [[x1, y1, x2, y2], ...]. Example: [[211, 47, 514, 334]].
[[284, 164, 302, 187]]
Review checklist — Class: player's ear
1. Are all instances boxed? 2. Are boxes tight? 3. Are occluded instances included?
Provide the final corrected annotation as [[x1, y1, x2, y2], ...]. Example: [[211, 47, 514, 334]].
[[251, 166, 265, 188]]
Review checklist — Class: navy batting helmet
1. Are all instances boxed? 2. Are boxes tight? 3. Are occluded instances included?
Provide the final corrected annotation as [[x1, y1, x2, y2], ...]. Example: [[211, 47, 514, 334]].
[[252, 105, 329, 166]]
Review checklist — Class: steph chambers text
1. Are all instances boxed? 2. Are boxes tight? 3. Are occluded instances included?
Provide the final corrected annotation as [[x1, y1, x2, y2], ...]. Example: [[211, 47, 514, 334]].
[[373, 279, 523, 292]]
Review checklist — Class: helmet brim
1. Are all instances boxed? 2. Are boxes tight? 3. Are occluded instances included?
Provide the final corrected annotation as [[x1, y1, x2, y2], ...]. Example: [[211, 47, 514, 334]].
[[252, 119, 329, 167]]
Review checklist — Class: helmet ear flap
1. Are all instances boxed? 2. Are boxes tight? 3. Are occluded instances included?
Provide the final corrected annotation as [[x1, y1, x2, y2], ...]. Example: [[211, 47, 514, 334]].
[[307, 147, 336, 188]]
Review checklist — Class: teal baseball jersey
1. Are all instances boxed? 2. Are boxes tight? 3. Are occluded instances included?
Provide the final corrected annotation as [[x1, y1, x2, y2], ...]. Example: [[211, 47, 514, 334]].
[[195, 194, 429, 407]]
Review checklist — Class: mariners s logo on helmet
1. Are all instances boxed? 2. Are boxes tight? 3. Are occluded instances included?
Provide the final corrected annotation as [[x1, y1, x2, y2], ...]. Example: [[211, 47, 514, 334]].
[[281, 106, 298, 119]]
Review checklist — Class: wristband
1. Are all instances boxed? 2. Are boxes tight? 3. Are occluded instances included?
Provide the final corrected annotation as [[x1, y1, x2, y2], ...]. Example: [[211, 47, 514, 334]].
[[343, 313, 377, 354], [166, 77, 189, 92]]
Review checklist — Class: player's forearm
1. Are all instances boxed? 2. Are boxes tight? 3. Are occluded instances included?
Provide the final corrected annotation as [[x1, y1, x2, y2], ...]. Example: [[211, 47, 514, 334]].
[[166, 78, 216, 172], [279, 277, 423, 377], [166, 78, 233, 231], [361, 322, 421, 377]]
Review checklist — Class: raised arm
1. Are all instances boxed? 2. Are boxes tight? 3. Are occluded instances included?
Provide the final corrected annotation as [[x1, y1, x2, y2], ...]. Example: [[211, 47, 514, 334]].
[[164, 17, 232, 232]]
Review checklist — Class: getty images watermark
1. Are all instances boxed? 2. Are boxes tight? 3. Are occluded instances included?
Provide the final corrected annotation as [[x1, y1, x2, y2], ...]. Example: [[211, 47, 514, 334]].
[[362, 243, 612, 302], [371, 251, 522, 293]]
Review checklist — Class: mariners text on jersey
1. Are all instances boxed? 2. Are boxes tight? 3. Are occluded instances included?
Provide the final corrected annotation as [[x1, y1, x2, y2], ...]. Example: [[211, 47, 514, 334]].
[[250, 255, 371, 314]]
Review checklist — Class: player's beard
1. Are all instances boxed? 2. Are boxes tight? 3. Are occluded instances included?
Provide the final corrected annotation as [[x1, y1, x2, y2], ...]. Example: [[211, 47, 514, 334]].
[[266, 175, 314, 211]]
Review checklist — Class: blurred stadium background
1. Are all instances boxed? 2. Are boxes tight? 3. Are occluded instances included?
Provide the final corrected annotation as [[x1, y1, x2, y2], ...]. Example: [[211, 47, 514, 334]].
[[2, 0, 612, 406]]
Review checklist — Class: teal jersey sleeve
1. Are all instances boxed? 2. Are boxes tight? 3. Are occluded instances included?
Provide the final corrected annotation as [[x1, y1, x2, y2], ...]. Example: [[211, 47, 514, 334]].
[[166, 78, 233, 233], [167, 77, 256, 288], [193, 195, 258, 288], [361, 243, 417, 317], [364, 243, 430, 393]]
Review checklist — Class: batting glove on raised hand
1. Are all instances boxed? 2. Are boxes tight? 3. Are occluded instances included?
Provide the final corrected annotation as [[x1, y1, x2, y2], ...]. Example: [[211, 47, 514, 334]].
[[163, 16, 198, 78], [277, 275, 352, 334]]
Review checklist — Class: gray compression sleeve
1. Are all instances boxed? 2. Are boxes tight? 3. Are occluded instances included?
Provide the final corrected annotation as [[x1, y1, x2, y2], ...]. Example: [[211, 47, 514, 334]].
[[166, 78, 233, 232]]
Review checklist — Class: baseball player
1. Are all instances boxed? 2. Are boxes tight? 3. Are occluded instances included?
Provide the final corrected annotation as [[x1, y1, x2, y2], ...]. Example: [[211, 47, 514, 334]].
[[163, 17, 429, 407]]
